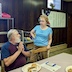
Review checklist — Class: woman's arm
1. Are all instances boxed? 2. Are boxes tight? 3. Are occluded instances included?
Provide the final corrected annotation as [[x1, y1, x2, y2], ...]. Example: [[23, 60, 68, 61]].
[[47, 34, 52, 49], [30, 29, 35, 38]]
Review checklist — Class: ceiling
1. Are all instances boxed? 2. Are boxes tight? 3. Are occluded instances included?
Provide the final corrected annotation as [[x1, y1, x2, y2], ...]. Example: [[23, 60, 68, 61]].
[[64, 0, 72, 2]]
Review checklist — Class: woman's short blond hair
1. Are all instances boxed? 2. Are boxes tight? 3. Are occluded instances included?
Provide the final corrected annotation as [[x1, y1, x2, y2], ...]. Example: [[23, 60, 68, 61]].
[[39, 15, 49, 24]]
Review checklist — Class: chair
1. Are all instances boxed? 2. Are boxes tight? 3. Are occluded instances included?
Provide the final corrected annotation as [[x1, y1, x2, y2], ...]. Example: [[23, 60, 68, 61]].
[[1, 60, 5, 72], [30, 47, 50, 62]]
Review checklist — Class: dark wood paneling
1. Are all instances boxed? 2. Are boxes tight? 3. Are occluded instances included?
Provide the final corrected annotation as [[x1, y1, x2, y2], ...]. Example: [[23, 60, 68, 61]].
[[0, 0, 67, 46], [67, 2, 72, 14], [0, 35, 7, 43], [67, 14, 72, 47], [63, 2, 72, 14], [62, 1, 68, 13], [52, 28, 67, 45]]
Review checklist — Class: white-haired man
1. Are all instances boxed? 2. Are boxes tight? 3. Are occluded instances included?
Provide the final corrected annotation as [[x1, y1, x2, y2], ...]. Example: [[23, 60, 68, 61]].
[[1, 29, 30, 71]]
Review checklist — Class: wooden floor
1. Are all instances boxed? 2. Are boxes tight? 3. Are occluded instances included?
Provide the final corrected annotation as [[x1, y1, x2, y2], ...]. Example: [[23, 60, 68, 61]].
[[49, 47, 72, 57]]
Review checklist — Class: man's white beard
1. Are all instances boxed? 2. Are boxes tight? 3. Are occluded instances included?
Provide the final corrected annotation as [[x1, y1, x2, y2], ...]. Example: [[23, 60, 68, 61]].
[[15, 37, 21, 43]]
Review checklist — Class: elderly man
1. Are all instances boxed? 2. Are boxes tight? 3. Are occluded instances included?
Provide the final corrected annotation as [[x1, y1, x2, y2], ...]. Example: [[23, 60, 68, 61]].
[[1, 29, 30, 71]]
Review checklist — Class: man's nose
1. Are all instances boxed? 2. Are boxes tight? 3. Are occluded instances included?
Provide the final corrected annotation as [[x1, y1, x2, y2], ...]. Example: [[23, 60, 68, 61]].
[[19, 34, 21, 37]]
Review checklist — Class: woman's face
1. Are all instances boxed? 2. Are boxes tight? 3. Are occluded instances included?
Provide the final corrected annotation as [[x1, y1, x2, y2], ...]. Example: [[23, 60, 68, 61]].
[[39, 17, 47, 26]]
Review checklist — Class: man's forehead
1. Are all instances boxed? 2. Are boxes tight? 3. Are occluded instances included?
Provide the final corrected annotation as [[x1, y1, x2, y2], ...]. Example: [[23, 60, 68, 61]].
[[12, 30, 18, 35]]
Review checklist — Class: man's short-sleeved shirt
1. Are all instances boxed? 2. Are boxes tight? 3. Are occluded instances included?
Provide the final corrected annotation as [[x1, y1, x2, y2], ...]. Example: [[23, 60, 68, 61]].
[[1, 41, 28, 71]]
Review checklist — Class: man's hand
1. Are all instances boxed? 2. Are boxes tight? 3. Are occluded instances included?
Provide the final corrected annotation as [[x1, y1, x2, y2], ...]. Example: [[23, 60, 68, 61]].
[[18, 42, 24, 52], [22, 46, 25, 53]]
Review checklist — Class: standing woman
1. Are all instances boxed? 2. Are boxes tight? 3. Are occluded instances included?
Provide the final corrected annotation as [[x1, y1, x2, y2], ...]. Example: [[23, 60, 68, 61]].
[[30, 15, 52, 62]]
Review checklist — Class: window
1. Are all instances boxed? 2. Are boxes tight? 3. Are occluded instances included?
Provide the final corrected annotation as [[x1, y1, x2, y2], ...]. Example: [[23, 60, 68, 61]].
[[47, 0, 61, 10]]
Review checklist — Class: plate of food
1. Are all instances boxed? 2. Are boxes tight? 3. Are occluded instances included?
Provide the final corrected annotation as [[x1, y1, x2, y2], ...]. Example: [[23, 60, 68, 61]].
[[22, 63, 41, 72], [66, 66, 72, 72]]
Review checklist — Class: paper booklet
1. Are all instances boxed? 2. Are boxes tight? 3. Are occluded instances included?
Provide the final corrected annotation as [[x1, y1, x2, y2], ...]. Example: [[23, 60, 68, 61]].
[[40, 61, 61, 72]]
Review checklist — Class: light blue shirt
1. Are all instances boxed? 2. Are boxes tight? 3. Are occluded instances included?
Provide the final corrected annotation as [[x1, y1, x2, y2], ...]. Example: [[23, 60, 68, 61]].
[[33, 25, 52, 46]]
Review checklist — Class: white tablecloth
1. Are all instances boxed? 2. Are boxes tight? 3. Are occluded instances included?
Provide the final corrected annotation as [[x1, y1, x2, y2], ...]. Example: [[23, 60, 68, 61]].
[[9, 53, 72, 72]]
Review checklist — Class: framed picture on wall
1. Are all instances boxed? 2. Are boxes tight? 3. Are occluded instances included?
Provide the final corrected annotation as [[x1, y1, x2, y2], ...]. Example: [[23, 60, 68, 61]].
[[47, 0, 61, 10]]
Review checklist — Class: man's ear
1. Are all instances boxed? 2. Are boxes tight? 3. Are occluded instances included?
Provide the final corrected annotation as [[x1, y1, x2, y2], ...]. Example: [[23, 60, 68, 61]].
[[12, 35, 15, 41]]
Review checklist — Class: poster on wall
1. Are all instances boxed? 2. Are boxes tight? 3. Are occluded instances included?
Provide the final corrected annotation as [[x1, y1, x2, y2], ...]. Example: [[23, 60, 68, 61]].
[[48, 11, 66, 28], [42, 9, 66, 28]]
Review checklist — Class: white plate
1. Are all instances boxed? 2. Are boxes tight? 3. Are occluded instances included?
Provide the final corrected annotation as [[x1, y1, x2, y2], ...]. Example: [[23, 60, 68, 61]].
[[22, 63, 41, 72], [66, 66, 72, 72]]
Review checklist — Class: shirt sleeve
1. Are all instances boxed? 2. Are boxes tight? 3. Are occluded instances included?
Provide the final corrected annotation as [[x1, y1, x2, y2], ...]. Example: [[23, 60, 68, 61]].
[[33, 25, 38, 32], [49, 28, 53, 34], [1, 45, 10, 60]]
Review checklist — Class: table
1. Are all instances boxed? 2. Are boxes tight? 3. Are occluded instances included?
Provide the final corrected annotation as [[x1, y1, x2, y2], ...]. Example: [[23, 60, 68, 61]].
[[9, 53, 72, 72]]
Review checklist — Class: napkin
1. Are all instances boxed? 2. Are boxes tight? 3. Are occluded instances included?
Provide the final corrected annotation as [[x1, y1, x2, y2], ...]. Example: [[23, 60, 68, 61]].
[[40, 61, 61, 72]]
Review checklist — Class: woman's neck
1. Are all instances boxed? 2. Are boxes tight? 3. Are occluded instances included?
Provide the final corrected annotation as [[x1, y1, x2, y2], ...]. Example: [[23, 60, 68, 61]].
[[40, 25, 48, 30]]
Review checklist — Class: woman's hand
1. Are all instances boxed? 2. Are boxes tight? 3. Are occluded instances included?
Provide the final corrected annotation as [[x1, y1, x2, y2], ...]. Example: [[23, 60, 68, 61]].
[[30, 29, 36, 39], [47, 45, 51, 50], [32, 35, 35, 39]]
